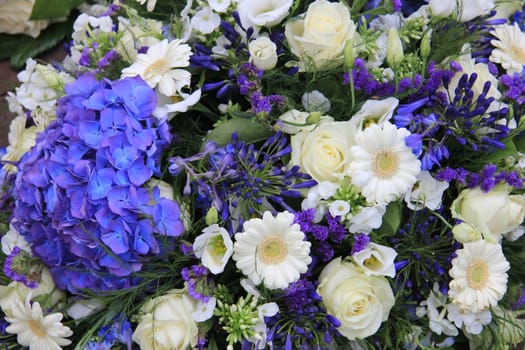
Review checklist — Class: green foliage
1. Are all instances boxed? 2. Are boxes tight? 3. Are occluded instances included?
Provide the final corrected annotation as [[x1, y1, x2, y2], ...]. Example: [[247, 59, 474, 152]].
[[30, 0, 84, 20], [205, 117, 274, 146], [379, 201, 402, 236]]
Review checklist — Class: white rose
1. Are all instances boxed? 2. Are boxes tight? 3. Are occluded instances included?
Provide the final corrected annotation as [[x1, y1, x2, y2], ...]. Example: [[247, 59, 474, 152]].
[[0, 0, 49, 38], [404, 171, 449, 211], [317, 257, 395, 340], [237, 0, 293, 33], [248, 36, 278, 70], [133, 289, 198, 350], [350, 97, 399, 130], [290, 120, 357, 183], [193, 224, 233, 274], [284, 0, 356, 70], [352, 242, 397, 277], [451, 185, 525, 242]]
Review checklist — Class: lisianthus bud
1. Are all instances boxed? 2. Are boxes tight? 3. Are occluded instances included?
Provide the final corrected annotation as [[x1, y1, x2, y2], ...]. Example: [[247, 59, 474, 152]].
[[205, 207, 219, 226], [420, 30, 431, 59], [343, 39, 355, 69], [386, 29, 404, 68]]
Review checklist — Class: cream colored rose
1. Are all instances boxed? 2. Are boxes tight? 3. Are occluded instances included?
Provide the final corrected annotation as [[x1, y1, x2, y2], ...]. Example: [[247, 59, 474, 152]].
[[317, 257, 395, 340], [249, 36, 278, 70], [0, 0, 49, 38], [284, 0, 356, 70], [133, 289, 198, 350], [451, 185, 525, 242], [290, 120, 357, 183]]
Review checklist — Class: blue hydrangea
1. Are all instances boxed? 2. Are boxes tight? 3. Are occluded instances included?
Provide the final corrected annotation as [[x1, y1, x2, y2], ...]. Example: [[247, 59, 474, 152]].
[[13, 74, 184, 293]]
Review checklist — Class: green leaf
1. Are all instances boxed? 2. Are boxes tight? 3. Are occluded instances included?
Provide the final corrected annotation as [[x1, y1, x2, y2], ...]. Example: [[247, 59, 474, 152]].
[[10, 21, 71, 69], [0, 35, 27, 60], [513, 133, 525, 154], [30, 0, 84, 20], [205, 118, 273, 147], [379, 201, 402, 236], [480, 139, 517, 163]]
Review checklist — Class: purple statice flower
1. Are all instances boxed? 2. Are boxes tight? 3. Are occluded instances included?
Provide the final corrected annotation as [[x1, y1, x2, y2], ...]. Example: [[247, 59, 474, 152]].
[[351, 233, 370, 255], [181, 265, 211, 302], [500, 72, 525, 105], [436, 165, 524, 191], [13, 74, 183, 293], [3, 247, 39, 288]]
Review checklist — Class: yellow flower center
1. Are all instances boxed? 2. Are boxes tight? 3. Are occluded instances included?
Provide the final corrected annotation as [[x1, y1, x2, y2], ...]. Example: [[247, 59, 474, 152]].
[[372, 149, 398, 178], [143, 58, 168, 80], [466, 260, 489, 290], [210, 235, 227, 256], [258, 236, 287, 265], [510, 44, 525, 64], [364, 255, 380, 270], [28, 319, 47, 338]]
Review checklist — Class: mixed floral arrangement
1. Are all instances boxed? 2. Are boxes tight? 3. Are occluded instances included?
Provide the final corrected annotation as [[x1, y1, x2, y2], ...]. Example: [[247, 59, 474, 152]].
[[2, 0, 525, 349]]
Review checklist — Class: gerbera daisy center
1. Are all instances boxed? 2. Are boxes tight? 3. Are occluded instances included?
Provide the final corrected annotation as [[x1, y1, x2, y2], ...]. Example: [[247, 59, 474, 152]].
[[258, 236, 288, 265], [143, 59, 169, 80], [509, 45, 525, 63], [466, 259, 489, 290], [372, 149, 398, 178], [28, 319, 47, 338]]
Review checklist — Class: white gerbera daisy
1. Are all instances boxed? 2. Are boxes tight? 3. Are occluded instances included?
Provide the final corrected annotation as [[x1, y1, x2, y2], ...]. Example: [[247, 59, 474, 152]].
[[122, 39, 192, 97], [490, 23, 525, 74], [5, 296, 73, 349], [448, 240, 510, 314], [348, 122, 421, 204], [233, 211, 311, 289]]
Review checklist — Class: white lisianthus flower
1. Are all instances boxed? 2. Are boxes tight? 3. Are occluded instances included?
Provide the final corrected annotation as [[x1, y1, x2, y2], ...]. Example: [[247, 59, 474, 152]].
[[352, 242, 397, 277], [0, 268, 65, 318], [290, 120, 357, 183], [191, 7, 221, 34], [209, 0, 231, 12], [448, 240, 509, 313], [1, 223, 31, 255], [0, 0, 49, 38], [301, 90, 331, 113], [132, 289, 198, 350], [237, 0, 293, 32], [233, 211, 312, 289], [451, 185, 525, 242], [248, 302, 280, 349], [153, 89, 202, 120], [404, 171, 449, 211], [249, 36, 278, 70], [277, 109, 333, 134], [490, 24, 525, 74], [429, 0, 494, 21], [348, 122, 421, 204], [348, 204, 386, 233], [193, 224, 234, 274], [192, 297, 217, 322], [317, 257, 395, 340], [5, 296, 73, 349], [212, 35, 232, 57], [285, 0, 357, 70], [350, 97, 399, 130], [301, 181, 340, 222], [122, 39, 193, 97], [416, 283, 458, 336], [447, 303, 492, 335]]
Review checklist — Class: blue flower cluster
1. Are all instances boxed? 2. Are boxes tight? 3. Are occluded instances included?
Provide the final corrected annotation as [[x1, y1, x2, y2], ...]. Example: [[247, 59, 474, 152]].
[[13, 74, 184, 293]]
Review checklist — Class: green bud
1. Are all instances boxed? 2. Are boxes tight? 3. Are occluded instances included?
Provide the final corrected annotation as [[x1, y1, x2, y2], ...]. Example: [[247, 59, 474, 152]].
[[205, 207, 219, 225], [343, 39, 355, 69], [420, 30, 431, 58], [35, 64, 64, 91], [386, 28, 404, 68], [306, 111, 322, 124]]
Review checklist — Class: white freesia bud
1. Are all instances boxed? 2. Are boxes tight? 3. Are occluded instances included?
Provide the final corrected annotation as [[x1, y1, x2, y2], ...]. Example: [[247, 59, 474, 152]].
[[67, 299, 106, 320], [193, 224, 234, 274], [249, 36, 278, 70], [452, 223, 482, 243], [386, 28, 404, 68], [352, 242, 398, 277], [277, 109, 334, 134]]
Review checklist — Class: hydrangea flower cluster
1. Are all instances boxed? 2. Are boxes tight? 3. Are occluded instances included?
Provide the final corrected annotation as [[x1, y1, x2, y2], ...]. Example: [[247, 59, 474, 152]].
[[12, 74, 184, 293]]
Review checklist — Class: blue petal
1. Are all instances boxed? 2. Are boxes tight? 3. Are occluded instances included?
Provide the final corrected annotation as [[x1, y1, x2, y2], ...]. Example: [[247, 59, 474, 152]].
[[127, 158, 152, 186], [87, 168, 115, 200], [152, 198, 184, 237], [78, 120, 102, 148]]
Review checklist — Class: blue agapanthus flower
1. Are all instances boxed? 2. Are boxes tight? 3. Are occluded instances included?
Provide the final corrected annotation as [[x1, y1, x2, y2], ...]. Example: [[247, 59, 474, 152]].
[[12, 74, 184, 293]]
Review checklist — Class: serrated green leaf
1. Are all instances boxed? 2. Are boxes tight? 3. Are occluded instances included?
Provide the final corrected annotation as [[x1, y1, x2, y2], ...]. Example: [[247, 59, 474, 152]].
[[30, 0, 84, 20], [10, 21, 71, 68], [379, 201, 402, 236], [205, 118, 273, 147]]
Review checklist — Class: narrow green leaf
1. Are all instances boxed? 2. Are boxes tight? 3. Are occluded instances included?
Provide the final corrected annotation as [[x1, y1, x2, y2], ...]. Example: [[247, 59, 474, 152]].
[[0, 35, 27, 60], [205, 118, 273, 147], [10, 21, 71, 69], [30, 0, 84, 20]]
